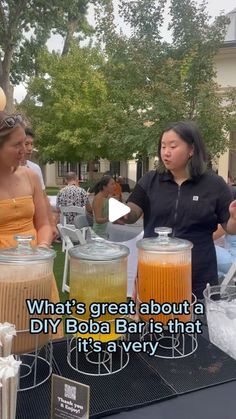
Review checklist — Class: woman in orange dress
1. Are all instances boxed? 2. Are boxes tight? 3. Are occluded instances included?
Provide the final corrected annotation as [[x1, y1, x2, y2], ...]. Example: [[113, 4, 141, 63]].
[[0, 111, 63, 337]]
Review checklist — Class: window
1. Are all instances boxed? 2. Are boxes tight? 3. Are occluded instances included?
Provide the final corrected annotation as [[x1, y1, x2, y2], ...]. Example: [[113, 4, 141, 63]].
[[57, 162, 81, 178], [80, 162, 88, 181], [110, 161, 120, 177]]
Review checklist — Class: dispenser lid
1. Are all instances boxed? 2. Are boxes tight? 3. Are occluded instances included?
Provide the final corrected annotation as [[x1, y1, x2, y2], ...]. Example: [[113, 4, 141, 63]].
[[137, 227, 193, 252], [0, 235, 56, 263], [69, 238, 130, 261]]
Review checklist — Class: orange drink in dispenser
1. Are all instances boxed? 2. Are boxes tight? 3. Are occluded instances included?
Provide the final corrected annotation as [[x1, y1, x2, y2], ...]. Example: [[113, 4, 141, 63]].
[[137, 227, 193, 325]]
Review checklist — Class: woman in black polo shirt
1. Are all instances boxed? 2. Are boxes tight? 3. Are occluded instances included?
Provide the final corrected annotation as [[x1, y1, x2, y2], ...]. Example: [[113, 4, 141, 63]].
[[126, 121, 236, 298]]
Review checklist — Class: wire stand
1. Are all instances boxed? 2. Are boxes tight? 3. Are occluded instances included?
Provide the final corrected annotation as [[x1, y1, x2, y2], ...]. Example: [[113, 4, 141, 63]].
[[67, 319, 129, 376], [139, 294, 198, 359], [15, 329, 52, 392]]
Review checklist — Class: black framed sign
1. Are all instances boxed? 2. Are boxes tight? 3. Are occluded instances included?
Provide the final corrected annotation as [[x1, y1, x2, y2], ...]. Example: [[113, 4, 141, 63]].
[[51, 374, 90, 418]]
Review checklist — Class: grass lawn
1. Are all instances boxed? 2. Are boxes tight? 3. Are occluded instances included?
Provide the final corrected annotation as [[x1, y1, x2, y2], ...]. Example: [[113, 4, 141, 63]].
[[52, 243, 68, 302], [46, 187, 60, 196]]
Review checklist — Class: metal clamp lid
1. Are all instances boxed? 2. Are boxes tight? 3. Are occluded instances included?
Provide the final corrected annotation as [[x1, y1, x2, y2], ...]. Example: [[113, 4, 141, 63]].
[[136, 226, 193, 252], [0, 235, 56, 263]]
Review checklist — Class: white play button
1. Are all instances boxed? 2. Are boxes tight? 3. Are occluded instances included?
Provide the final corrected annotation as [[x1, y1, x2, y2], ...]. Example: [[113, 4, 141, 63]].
[[108, 198, 131, 222]]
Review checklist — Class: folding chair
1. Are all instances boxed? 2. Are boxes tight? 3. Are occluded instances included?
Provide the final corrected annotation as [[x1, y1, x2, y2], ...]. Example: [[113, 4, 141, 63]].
[[73, 214, 93, 240], [58, 206, 85, 250], [57, 225, 86, 293], [59, 205, 85, 226]]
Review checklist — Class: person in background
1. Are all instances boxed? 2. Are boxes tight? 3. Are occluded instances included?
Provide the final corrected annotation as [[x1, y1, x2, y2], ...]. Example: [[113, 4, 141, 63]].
[[92, 175, 115, 239], [227, 174, 236, 199], [214, 224, 236, 278], [117, 175, 124, 185], [56, 171, 93, 226], [124, 121, 236, 299], [118, 175, 131, 193], [0, 113, 52, 248], [21, 128, 58, 240], [0, 111, 63, 337], [112, 176, 122, 202], [23, 128, 45, 189]]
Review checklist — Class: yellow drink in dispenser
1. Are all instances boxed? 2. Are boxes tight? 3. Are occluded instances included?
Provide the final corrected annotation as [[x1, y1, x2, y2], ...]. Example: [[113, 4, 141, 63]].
[[69, 240, 129, 342]]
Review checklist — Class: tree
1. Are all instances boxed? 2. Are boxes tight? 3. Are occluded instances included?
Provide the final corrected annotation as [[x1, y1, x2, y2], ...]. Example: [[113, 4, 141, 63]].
[[0, 0, 109, 112], [21, 46, 110, 162], [94, 0, 236, 160], [168, 0, 233, 155], [21, 0, 236, 165]]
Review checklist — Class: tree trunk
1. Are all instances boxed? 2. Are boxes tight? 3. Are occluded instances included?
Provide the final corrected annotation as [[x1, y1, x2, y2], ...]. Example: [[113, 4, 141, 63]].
[[0, 78, 14, 113], [88, 160, 95, 180], [61, 18, 78, 56], [0, 45, 15, 113]]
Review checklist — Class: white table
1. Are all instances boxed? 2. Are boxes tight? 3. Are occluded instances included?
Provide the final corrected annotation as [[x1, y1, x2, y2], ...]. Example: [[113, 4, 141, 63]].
[[47, 195, 57, 210], [107, 220, 143, 242], [107, 222, 144, 297]]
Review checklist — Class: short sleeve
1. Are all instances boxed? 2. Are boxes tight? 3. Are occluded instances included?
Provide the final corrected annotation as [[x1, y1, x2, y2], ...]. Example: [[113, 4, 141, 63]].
[[37, 168, 45, 190], [81, 190, 89, 205], [56, 192, 62, 209], [26, 160, 45, 190], [127, 172, 151, 212], [216, 177, 233, 225]]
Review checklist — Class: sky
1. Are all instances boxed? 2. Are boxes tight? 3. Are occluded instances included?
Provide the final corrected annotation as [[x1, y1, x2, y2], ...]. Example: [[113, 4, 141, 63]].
[[14, 0, 236, 102]]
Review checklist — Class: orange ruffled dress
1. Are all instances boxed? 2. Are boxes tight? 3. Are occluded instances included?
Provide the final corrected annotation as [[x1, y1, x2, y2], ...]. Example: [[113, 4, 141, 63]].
[[0, 196, 36, 248], [0, 195, 63, 338]]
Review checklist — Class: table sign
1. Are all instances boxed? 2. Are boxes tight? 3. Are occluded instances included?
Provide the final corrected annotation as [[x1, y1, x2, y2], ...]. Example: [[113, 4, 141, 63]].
[[51, 374, 90, 418]]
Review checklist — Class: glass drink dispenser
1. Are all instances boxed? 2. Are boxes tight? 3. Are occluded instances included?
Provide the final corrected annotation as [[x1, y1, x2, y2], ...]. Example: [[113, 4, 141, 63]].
[[69, 239, 129, 342], [0, 235, 55, 355], [137, 227, 193, 325]]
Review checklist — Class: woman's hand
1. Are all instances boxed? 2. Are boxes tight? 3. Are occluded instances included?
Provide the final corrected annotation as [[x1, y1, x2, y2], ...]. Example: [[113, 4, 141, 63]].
[[113, 218, 125, 225], [38, 241, 51, 249], [229, 200, 236, 221], [224, 200, 236, 235]]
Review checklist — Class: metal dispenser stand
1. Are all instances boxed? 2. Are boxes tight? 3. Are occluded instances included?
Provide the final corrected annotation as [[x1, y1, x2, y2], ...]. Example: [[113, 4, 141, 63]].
[[139, 294, 198, 359]]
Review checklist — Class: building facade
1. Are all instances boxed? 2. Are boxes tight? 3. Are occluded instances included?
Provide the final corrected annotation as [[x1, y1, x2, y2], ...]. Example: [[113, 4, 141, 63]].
[[215, 8, 236, 181], [44, 8, 236, 187]]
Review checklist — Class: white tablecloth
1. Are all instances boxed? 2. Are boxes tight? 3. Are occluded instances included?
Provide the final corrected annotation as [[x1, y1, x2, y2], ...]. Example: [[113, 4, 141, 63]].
[[47, 195, 57, 210], [107, 221, 143, 242], [107, 224, 144, 297]]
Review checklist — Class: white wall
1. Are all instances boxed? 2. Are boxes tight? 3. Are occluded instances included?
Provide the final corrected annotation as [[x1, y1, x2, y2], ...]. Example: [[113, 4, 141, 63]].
[[120, 161, 128, 179], [215, 51, 236, 88], [127, 160, 137, 188], [214, 46, 236, 179], [45, 163, 57, 187], [99, 158, 110, 173]]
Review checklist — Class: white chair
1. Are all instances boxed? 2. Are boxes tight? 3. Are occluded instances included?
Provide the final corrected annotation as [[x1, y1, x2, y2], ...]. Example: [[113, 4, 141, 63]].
[[58, 206, 85, 250], [59, 205, 85, 226], [57, 225, 86, 293], [74, 214, 93, 240]]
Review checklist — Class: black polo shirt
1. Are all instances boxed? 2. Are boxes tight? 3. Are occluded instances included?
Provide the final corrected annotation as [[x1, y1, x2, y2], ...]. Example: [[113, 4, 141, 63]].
[[128, 170, 233, 297]]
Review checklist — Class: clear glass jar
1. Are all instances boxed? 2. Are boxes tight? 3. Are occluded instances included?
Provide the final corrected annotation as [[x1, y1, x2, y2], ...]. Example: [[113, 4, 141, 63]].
[[69, 238, 129, 342], [137, 227, 193, 324], [204, 284, 236, 360], [0, 235, 55, 354]]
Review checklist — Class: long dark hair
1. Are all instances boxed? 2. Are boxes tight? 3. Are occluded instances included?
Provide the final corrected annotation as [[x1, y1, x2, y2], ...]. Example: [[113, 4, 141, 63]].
[[93, 175, 113, 195], [157, 121, 207, 179]]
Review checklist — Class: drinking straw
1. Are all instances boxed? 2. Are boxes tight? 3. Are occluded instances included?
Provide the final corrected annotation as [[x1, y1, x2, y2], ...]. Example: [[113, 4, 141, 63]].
[[0, 324, 16, 357], [0, 356, 21, 419]]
